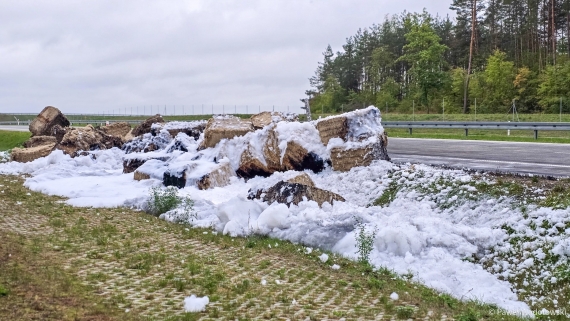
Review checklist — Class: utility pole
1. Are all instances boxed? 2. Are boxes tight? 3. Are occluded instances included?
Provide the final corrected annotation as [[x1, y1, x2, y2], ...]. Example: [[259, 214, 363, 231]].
[[301, 98, 312, 121]]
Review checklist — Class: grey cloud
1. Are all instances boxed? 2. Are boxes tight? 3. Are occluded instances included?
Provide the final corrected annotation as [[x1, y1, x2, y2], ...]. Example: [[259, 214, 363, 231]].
[[0, 0, 452, 114]]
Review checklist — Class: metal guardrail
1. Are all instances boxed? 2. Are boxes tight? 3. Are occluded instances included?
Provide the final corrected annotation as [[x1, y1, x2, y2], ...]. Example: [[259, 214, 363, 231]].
[[2, 120, 569, 140], [0, 120, 145, 126], [382, 121, 570, 139]]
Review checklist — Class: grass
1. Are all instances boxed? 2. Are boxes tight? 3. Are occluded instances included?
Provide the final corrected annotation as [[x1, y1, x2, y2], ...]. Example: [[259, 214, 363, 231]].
[[0, 174, 530, 320], [0, 130, 30, 150], [386, 127, 570, 143]]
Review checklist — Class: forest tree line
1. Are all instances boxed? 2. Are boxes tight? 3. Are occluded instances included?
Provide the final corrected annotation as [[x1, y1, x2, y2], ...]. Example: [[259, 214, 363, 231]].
[[307, 0, 570, 114]]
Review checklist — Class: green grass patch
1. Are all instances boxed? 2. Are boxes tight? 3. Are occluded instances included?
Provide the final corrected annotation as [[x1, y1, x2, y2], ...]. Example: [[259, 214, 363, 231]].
[[387, 127, 570, 144], [0, 130, 31, 151]]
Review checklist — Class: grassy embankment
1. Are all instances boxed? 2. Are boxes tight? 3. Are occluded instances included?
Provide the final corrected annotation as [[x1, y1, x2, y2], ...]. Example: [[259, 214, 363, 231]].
[[0, 175, 530, 321], [0, 131, 31, 151]]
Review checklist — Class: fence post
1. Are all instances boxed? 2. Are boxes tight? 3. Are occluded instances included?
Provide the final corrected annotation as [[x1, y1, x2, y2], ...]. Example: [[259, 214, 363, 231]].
[[534, 130, 538, 140]]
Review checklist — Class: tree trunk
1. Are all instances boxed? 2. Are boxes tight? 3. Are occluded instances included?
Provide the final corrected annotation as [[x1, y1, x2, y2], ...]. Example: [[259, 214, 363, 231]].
[[552, 0, 557, 64], [566, 7, 570, 58], [463, 0, 477, 114]]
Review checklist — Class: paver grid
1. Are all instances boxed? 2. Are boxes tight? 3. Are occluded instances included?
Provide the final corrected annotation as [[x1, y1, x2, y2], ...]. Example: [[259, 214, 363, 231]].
[[0, 186, 450, 320]]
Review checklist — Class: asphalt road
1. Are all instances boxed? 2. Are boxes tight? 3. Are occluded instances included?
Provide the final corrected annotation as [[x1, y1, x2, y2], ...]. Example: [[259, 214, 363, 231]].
[[0, 125, 29, 132], [389, 138, 570, 177]]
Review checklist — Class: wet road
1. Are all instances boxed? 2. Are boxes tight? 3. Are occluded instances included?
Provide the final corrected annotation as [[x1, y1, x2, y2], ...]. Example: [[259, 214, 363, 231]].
[[0, 125, 29, 132], [389, 138, 570, 177]]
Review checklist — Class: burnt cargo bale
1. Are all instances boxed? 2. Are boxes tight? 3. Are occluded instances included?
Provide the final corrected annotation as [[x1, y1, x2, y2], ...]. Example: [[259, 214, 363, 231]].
[[286, 173, 315, 187], [132, 115, 165, 137], [10, 143, 56, 163], [196, 161, 236, 190], [237, 128, 282, 179], [248, 181, 344, 207], [315, 116, 348, 145], [199, 117, 253, 150], [330, 134, 390, 172], [100, 122, 132, 139], [282, 141, 326, 173], [29, 106, 70, 137], [23, 136, 57, 148]]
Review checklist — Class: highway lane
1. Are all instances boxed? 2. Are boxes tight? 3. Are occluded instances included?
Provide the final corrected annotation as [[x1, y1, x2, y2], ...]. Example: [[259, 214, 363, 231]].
[[388, 138, 570, 177], [0, 125, 29, 132]]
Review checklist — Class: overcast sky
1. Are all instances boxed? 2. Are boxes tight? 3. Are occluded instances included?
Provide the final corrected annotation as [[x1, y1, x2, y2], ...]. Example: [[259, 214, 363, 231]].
[[1, 0, 452, 115]]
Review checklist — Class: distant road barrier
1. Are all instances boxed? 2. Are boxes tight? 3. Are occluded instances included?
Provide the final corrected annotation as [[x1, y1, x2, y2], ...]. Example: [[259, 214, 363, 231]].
[[383, 121, 570, 140], [2, 120, 569, 140], [0, 120, 145, 126]]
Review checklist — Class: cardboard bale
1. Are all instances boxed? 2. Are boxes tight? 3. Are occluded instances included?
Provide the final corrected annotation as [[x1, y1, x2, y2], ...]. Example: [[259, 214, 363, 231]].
[[237, 128, 282, 179], [57, 125, 101, 156], [23, 136, 57, 148], [11, 143, 56, 163], [56, 125, 123, 157], [249, 181, 344, 207], [250, 111, 295, 129], [100, 122, 132, 140], [199, 117, 253, 149], [286, 173, 315, 187], [132, 115, 165, 137], [29, 106, 70, 137], [282, 141, 326, 173], [237, 147, 272, 179], [316, 116, 348, 145], [51, 124, 68, 143], [330, 134, 390, 172], [133, 171, 151, 181], [166, 122, 207, 140], [123, 156, 169, 174], [196, 161, 236, 190], [123, 158, 148, 174]]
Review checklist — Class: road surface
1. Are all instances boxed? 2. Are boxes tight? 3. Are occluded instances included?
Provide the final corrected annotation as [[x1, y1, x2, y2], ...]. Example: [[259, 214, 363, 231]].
[[0, 125, 29, 132], [389, 138, 570, 177]]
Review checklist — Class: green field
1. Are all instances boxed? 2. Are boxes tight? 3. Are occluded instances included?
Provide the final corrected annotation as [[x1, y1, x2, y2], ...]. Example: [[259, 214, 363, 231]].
[[0, 131, 30, 151]]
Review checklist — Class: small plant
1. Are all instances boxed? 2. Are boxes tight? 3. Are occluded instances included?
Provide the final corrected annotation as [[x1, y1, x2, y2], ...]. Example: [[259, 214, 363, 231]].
[[395, 306, 414, 319], [355, 219, 377, 264], [456, 308, 479, 321], [0, 284, 8, 296], [146, 186, 195, 222]]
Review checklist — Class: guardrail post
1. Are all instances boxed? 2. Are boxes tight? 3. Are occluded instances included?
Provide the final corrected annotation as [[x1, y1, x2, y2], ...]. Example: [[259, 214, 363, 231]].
[[464, 129, 468, 136], [408, 127, 412, 135], [534, 130, 538, 140]]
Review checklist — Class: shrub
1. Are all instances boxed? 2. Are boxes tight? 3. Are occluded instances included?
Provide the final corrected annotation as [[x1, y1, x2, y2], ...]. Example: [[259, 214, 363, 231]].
[[395, 306, 414, 319], [355, 219, 377, 264], [146, 186, 195, 222]]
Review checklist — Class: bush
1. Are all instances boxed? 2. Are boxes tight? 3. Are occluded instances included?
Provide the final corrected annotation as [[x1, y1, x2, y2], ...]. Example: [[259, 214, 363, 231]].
[[395, 306, 414, 319], [0, 284, 8, 296], [146, 186, 195, 222], [355, 219, 377, 264]]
